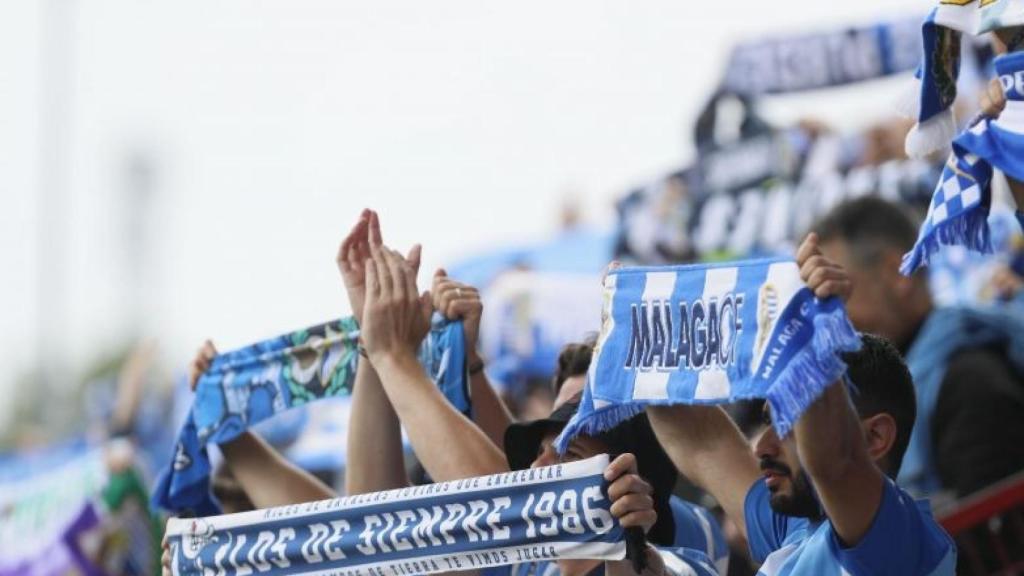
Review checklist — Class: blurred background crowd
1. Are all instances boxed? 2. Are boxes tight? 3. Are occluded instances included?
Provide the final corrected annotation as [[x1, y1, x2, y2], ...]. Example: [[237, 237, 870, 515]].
[[2, 1, 1023, 575]]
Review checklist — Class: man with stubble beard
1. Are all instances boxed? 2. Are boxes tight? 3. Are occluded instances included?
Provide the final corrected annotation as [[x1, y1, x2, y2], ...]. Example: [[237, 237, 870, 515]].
[[646, 234, 956, 575]]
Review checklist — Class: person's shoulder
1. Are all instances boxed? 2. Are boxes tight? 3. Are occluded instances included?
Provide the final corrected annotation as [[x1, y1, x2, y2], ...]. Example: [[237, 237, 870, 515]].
[[828, 479, 956, 575], [940, 345, 1023, 405], [946, 345, 1016, 374]]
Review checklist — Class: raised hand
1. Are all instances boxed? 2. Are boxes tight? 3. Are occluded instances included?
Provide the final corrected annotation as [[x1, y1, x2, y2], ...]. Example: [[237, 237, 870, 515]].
[[605, 453, 657, 535], [337, 209, 372, 323], [431, 270, 483, 357], [188, 340, 217, 391], [337, 209, 422, 324], [361, 211, 432, 361], [796, 232, 853, 301]]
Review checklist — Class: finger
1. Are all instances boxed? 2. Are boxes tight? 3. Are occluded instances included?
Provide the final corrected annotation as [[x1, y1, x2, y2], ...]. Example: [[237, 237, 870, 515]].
[[437, 285, 459, 317], [442, 286, 480, 319], [617, 510, 657, 532], [990, 78, 1007, 107], [367, 210, 384, 248], [432, 269, 450, 297], [445, 289, 480, 310], [434, 280, 460, 313], [403, 251, 419, 303], [199, 340, 215, 360], [806, 265, 845, 289], [435, 280, 476, 299], [798, 255, 828, 283], [383, 248, 407, 302], [338, 213, 367, 261], [610, 493, 655, 518], [433, 279, 458, 296], [607, 473, 653, 502], [981, 79, 1007, 118], [366, 258, 381, 300], [349, 240, 368, 270], [371, 243, 393, 299], [447, 297, 482, 320], [189, 358, 207, 380], [980, 93, 995, 118], [420, 291, 433, 325], [795, 233, 820, 266], [604, 452, 638, 481], [407, 244, 422, 276], [815, 280, 853, 300], [337, 235, 353, 266]]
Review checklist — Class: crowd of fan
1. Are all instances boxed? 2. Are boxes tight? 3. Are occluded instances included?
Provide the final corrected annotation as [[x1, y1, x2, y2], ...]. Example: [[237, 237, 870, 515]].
[[154, 183, 1024, 576], [142, 81, 1024, 576]]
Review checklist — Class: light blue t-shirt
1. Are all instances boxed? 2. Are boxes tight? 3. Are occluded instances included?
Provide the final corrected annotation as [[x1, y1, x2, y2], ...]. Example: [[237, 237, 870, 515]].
[[744, 477, 956, 575], [670, 497, 729, 574]]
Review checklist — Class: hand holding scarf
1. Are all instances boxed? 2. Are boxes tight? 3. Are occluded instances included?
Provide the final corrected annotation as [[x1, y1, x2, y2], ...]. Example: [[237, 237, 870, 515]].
[[902, 51, 1024, 275], [555, 239, 861, 452]]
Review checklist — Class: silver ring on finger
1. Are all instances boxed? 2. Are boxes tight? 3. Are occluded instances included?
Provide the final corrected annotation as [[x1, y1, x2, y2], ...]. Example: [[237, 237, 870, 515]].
[[455, 287, 463, 299]]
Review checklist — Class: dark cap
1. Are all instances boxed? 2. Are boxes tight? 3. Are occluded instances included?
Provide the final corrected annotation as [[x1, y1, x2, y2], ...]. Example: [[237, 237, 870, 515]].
[[503, 401, 678, 546], [503, 401, 581, 471]]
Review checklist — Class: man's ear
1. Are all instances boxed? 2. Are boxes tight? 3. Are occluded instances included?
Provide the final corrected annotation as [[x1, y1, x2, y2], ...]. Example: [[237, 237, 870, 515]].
[[862, 413, 898, 466]]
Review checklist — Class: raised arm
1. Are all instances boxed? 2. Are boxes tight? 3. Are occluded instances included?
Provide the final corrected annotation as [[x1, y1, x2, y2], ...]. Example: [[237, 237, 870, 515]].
[[646, 405, 760, 539], [431, 269, 514, 447], [338, 210, 409, 494], [219, 432, 335, 508], [793, 233, 884, 546], [360, 213, 508, 480], [189, 341, 335, 508]]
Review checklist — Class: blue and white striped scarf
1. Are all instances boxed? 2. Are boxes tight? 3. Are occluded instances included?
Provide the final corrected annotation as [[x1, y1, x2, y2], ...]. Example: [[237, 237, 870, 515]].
[[902, 50, 1024, 275], [165, 455, 624, 576], [153, 315, 468, 516], [904, 1, 1024, 159], [555, 260, 861, 452]]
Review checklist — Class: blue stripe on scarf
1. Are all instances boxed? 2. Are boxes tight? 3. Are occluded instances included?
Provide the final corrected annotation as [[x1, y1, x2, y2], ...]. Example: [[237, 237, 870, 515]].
[[153, 315, 468, 515], [555, 259, 861, 452]]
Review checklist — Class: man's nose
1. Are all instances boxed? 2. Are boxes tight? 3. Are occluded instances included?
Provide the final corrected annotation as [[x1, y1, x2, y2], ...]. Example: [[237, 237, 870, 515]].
[[754, 427, 781, 460], [531, 447, 557, 468]]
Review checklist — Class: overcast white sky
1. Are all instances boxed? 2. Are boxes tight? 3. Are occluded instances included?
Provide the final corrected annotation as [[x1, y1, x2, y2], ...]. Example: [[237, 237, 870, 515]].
[[0, 0, 928, 429]]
